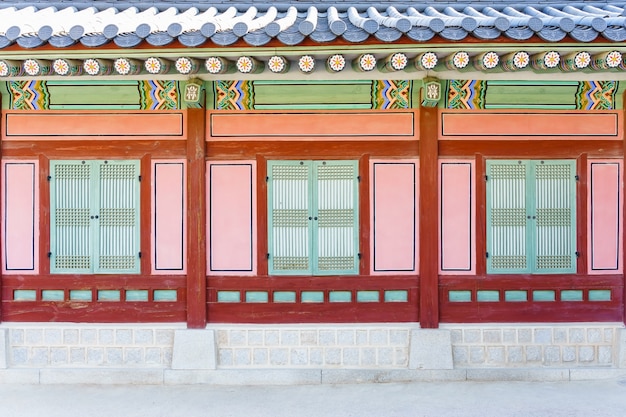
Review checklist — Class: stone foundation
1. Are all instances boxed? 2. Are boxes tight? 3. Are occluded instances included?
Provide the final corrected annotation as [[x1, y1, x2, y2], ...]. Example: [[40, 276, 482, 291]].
[[0, 323, 624, 384]]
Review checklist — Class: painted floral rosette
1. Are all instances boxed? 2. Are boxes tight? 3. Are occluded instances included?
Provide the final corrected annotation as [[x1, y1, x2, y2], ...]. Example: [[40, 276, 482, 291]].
[[532, 51, 560, 70], [23, 59, 51, 76], [356, 54, 377, 72], [327, 54, 346, 72], [415, 52, 438, 71], [475, 51, 499, 71], [502, 51, 530, 71], [298, 55, 315, 74], [560, 52, 590, 72], [591, 50, 624, 71], [145, 57, 169, 74], [83, 58, 112, 76], [446, 51, 469, 70], [175, 57, 199, 75], [114, 58, 142, 76], [268, 56, 289, 74], [0, 60, 24, 77]]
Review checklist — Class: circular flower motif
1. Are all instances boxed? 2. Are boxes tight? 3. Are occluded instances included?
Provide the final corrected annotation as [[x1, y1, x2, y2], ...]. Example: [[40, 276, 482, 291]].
[[83, 59, 100, 75], [359, 54, 377, 71], [268, 56, 286, 73], [0, 61, 8, 77], [205, 57, 223, 74], [544, 51, 560, 68], [390, 53, 407, 71], [606, 50, 622, 68], [298, 55, 315, 73], [114, 58, 131, 75], [574, 52, 590, 69], [23, 59, 40, 76], [175, 57, 193, 74], [482, 52, 499, 69], [328, 54, 346, 72], [420, 52, 438, 70], [237, 56, 254, 73], [53, 59, 70, 75], [145, 57, 162, 74], [513, 51, 529, 69], [452, 52, 469, 69]]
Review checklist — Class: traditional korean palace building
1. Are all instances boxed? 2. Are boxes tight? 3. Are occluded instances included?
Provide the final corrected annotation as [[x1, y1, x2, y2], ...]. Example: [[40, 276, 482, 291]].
[[0, 0, 626, 384]]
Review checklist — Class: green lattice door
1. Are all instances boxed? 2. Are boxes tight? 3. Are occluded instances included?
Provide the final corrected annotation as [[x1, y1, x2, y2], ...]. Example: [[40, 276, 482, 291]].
[[486, 160, 576, 274], [50, 160, 141, 274], [268, 160, 359, 275]]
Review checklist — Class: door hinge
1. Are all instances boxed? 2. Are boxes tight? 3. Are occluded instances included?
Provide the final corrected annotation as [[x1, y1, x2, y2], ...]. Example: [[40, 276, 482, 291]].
[[266, 176, 269, 182], [47, 252, 52, 258], [575, 175, 579, 181], [358, 253, 362, 259], [357, 175, 361, 182], [575, 251, 580, 258], [485, 175, 488, 181], [138, 252, 142, 258], [486, 252, 489, 258], [266, 253, 270, 259], [47, 175, 52, 181], [138, 175, 142, 182]]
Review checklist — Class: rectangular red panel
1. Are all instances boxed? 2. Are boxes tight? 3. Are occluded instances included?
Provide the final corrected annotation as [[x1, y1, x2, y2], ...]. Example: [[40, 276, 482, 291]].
[[588, 160, 622, 274], [209, 112, 415, 139], [439, 161, 475, 274], [440, 111, 621, 140], [207, 162, 257, 275], [4, 111, 184, 140], [152, 161, 186, 274], [370, 160, 419, 274], [1, 161, 39, 274]]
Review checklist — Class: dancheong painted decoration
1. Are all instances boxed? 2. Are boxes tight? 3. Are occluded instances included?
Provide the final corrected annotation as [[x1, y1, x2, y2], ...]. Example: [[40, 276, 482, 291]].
[[0, 0, 626, 383]]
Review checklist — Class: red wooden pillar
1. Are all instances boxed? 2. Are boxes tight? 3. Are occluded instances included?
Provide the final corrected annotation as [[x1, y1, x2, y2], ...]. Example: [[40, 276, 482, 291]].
[[186, 108, 207, 328], [419, 105, 440, 328]]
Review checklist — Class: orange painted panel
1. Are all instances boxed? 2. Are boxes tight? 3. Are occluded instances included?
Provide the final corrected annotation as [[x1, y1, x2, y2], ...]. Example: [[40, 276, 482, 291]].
[[588, 160, 623, 274], [441, 111, 621, 140], [369, 160, 419, 274], [207, 162, 257, 275], [209, 112, 415, 140], [1, 160, 39, 274], [152, 161, 186, 274], [439, 161, 475, 275], [4, 111, 185, 140]]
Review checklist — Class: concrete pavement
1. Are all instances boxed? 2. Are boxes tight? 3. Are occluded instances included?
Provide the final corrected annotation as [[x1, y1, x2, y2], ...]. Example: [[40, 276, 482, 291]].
[[1, 377, 626, 417]]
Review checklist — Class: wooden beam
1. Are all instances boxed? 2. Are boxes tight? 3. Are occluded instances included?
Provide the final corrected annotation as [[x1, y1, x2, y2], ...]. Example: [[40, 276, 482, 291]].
[[419, 105, 440, 328], [186, 109, 207, 328]]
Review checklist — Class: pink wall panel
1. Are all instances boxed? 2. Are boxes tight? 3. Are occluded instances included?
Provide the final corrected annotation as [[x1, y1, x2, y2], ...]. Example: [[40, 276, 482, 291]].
[[370, 160, 419, 274], [207, 162, 257, 275], [1, 160, 39, 274], [588, 160, 622, 274], [439, 161, 475, 275], [151, 161, 186, 274]]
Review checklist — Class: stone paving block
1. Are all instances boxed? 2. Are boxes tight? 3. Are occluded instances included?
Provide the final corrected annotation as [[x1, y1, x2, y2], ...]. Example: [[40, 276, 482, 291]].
[[467, 368, 569, 382], [0, 369, 40, 384], [619, 328, 626, 368], [40, 369, 163, 385], [171, 329, 217, 370], [0, 329, 7, 369], [409, 329, 453, 370]]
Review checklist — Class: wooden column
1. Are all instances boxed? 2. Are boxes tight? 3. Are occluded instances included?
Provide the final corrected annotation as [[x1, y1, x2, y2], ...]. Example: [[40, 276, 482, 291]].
[[623, 96, 626, 325], [419, 105, 440, 328], [186, 108, 207, 328]]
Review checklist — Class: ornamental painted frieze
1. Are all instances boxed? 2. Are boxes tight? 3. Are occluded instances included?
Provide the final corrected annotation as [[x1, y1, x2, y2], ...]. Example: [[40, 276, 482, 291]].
[[576, 81, 618, 110], [6, 80, 181, 110], [1, 51, 626, 78]]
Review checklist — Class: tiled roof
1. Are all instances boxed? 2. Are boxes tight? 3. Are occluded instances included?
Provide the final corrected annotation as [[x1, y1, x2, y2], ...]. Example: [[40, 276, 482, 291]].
[[0, 2, 626, 49]]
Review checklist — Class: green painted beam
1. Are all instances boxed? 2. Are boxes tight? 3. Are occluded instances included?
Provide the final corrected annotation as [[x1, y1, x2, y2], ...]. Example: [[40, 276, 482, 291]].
[[47, 82, 140, 107], [485, 82, 578, 108], [254, 81, 372, 106]]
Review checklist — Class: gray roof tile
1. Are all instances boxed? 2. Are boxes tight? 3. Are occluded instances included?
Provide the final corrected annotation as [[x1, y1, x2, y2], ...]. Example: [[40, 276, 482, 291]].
[[0, 1, 625, 48]]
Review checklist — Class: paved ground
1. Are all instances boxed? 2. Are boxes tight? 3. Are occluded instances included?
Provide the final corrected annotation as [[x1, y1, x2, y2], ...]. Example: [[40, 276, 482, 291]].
[[2, 377, 626, 417]]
